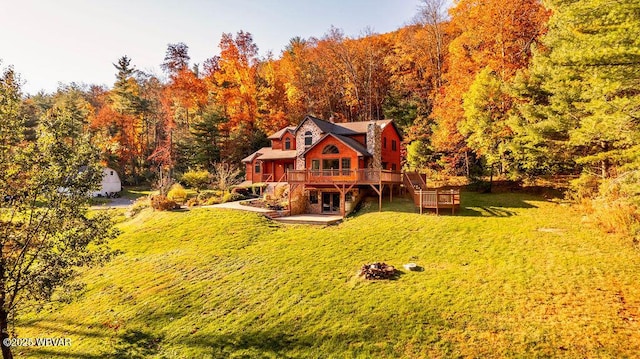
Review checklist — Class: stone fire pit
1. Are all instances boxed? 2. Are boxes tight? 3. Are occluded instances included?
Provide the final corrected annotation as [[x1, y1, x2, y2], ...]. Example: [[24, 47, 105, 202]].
[[359, 262, 397, 280]]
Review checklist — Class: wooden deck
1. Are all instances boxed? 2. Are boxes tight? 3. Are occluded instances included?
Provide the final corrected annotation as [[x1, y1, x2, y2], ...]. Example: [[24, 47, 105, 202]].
[[415, 189, 460, 214], [286, 169, 402, 185], [403, 172, 460, 215]]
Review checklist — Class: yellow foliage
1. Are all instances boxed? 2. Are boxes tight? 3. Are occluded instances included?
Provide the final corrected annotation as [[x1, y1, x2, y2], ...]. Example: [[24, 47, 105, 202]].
[[167, 183, 187, 204]]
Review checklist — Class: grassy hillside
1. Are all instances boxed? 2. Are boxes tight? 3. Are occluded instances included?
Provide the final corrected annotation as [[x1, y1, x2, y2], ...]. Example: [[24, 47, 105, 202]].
[[16, 193, 640, 358]]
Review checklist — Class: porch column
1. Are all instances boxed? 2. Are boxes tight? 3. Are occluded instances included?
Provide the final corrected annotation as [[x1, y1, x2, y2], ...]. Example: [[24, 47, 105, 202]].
[[340, 185, 346, 217], [368, 184, 382, 212]]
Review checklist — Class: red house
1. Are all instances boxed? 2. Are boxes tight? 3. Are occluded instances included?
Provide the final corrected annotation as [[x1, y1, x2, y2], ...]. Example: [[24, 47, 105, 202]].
[[242, 115, 402, 216]]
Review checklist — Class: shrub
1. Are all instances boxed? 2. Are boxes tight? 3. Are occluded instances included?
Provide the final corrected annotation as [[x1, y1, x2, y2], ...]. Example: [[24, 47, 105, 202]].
[[232, 187, 252, 198], [274, 184, 287, 199], [198, 190, 222, 201], [167, 184, 187, 204], [150, 195, 179, 211], [289, 186, 307, 215], [181, 169, 211, 192], [186, 197, 201, 207], [205, 197, 221, 205], [222, 192, 244, 203], [580, 171, 640, 245]]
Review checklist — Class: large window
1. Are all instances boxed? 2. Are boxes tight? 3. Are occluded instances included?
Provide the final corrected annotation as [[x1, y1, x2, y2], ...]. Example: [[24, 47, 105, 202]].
[[285, 138, 291, 150], [254, 161, 261, 173], [341, 158, 351, 175], [323, 159, 340, 175], [311, 160, 320, 171], [322, 144, 339, 154], [304, 131, 313, 147], [383, 137, 387, 149], [309, 191, 318, 204], [391, 139, 397, 151]]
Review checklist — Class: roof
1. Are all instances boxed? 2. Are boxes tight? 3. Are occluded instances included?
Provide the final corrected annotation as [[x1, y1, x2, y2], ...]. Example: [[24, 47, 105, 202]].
[[294, 115, 396, 136], [294, 115, 359, 136], [241, 147, 297, 163], [299, 133, 371, 158], [337, 119, 393, 134], [267, 126, 296, 140]]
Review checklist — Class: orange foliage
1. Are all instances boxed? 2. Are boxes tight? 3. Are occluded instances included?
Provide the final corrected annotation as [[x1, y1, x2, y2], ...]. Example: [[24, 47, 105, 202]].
[[431, 0, 550, 155], [91, 105, 143, 170], [211, 31, 259, 133]]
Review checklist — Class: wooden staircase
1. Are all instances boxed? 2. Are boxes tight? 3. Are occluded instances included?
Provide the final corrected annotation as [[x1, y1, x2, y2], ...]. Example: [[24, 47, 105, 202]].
[[403, 172, 460, 215]]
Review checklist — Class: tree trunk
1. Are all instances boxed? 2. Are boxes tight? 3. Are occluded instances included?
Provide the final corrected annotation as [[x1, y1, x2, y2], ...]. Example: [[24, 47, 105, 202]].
[[0, 309, 13, 359], [488, 164, 494, 193], [464, 151, 470, 178]]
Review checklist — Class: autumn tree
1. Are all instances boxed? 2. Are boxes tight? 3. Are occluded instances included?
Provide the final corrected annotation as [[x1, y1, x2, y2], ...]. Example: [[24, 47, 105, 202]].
[[155, 43, 210, 174], [208, 31, 269, 163], [90, 56, 147, 182], [460, 67, 513, 181], [0, 66, 117, 359], [429, 0, 549, 174], [256, 54, 290, 133], [512, 0, 640, 180]]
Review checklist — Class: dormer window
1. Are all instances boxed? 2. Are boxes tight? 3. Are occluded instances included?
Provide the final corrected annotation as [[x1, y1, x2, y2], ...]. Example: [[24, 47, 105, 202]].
[[322, 145, 339, 154], [304, 131, 313, 147], [285, 137, 291, 150]]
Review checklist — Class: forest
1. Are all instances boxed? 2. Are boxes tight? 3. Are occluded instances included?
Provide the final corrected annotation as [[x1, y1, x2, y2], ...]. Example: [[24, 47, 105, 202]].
[[2, 0, 639, 236]]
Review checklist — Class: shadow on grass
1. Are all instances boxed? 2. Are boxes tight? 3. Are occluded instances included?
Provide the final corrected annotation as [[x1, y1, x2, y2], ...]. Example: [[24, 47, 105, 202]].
[[457, 206, 517, 217], [20, 348, 105, 359], [19, 318, 163, 359], [111, 329, 163, 359], [351, 192, 541, 218], [186, 329, 365, 358]]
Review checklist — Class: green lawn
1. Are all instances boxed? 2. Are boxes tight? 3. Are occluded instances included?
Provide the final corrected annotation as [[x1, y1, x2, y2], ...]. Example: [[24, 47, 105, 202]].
[[120, 186, 156, 200], [16, 192, 640, 358]]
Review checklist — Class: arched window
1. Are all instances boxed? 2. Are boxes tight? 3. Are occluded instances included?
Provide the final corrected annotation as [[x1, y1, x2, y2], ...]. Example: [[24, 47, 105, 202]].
[[284, 137, 291, 150], [304, 131, 313, 147], [322, 145, 339, 154]]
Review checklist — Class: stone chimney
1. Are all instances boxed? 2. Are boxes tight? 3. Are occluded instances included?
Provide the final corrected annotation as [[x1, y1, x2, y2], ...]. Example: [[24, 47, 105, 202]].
[[366, 123, 382, 169]]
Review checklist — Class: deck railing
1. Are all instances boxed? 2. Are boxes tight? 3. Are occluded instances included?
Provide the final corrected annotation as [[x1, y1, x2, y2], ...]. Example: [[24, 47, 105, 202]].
[[416, 189, 460, 215], [286, 169, 402, 184]]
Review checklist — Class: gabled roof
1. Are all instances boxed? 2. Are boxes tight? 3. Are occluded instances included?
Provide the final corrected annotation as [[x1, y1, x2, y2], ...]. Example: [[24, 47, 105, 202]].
[[267, 126, 296, 140], [337, 119, 394, 134], [241, 147, 297, 163], [299, 133, 371, 158], [293, 115, 397, 137], [293, 115, 359, 136]]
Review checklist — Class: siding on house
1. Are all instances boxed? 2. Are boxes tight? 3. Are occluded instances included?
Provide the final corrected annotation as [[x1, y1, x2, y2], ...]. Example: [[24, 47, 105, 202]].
[[381, 123, 402, 171]]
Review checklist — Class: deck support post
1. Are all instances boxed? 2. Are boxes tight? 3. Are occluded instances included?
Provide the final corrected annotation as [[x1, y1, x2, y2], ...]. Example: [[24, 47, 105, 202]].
[[368, 184, 384, 212], [419, 190, 423, 215], [435, 189, 439, 215], [332, 183, 356, 217], [390, 184, 393, 202]]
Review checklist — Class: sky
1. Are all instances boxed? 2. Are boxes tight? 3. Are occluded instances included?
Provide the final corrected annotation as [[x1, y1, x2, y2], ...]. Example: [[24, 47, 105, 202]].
[[0, 0, 451, 95]]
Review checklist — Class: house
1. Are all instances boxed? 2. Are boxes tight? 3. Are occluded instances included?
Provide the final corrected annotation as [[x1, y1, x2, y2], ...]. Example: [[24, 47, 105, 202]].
[[92, 167, 122, 197], [242, 115, 403, 216]]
